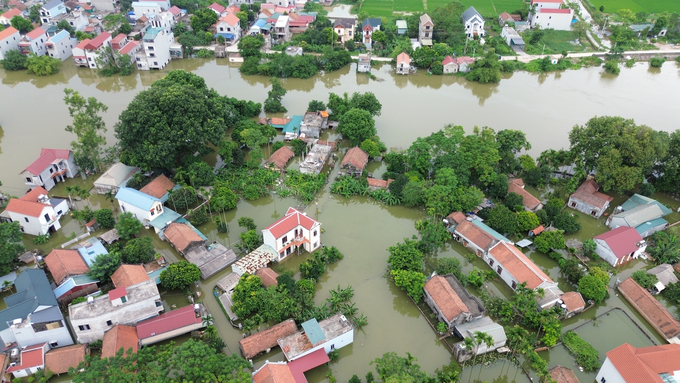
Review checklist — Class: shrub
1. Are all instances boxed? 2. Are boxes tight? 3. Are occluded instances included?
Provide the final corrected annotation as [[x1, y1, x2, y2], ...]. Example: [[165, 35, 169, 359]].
[[639, 183, 655, 197], [604, 59, 620, 74], [631, 269, 658, 289], [160, 260, 200, 290], [562, 331, 600, 371], [650, 57, 665, 68], [94, 209, 115, 229]]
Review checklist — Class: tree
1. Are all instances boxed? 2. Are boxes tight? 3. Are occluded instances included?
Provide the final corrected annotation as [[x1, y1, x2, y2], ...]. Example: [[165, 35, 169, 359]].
[[466, 50, 502, 84], [115, 71, 239, 170], [238, 34, 264, 58], [360, 138, 381, 159], [632, 270, 658, 289], [264, 78, 287, 113], [160, 260, 200, 290], [552, 211, 581, 234], [93, 209, 115, 229], [582, 238, 597, 255], [649, 232, 680, 265], [572, 21, 589, 39], [415, 217, 449, 253], [533, 230, 566, 253], [87, 252, 122, 283], [0, 222, 25, 276], [190, 8, 218, 32], [166, 186, 197, 210], [505, 192, 524, 212], [210, 183, 238, 212], [337, 108, 376, 146], [174, 21, 187, 35], [121, 237, 155, 264], [391, 269, 426, 302], [56, 19, 75, 36], [11, 16, 33, 34], [115, 212, 142, 240], [0, 49, 27, 70], [308, 100, 326, 111], [579, 275, 607, 303], [488, 205, 519, 236], [25, 54, 61, 76], [435, 257, 463, 280], [388, 239, 423, 272], [401, 181, 425, 207], [517, 211, 540, 232], [488, 173, 509, 199], [64, 89, 108, 172], [370, 352, 428, 383], [497, 129, 531, 173], [235, 217, 256, 231], [238, 230, 262, 253]]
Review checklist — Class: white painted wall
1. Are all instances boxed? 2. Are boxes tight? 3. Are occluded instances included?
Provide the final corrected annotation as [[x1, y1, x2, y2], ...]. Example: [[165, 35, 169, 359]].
[[290, 329, 354, 361], [532, 10, 573, 31], [0, 28, 21, 60], [595, 357, 626, 383]]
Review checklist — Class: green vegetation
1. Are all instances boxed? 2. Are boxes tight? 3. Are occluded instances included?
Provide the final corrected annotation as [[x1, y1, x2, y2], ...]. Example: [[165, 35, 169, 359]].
[[115, 212, 142, 240], [87, 252, 122, 283], [579, 274, 607, 303], [0, 50, 27, 71], [562, 331, 600, 371], [160, 260, 201, 290], [523, 30, 586, 55], [590, 0, 680, 14], [650, 56, 666, 67], [94, 209, 115, 229], [63, 89, 109, 172], [25, 54, 61, 76], [632, 269, 658, 289], [0, 222, 26, 275], [121, 237, 156, 264]]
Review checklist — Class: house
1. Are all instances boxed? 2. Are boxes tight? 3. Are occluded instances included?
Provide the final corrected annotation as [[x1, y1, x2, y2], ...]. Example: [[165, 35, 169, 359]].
[[508, 178, 542, 211], [300, 111, 328, 138], [137, 304, 206, 346], [419, 14, 433, 46], [462, 6, 485, 37], [230, 0, 254, 5], [115, 187, 165, 226], [528, 225, 544, 237], [498, 12, 520, 26], [606, 194, 672, 238], [453, 317, 506, 362], [530, 8, 573, 30], [568, 178, 613, 218], [20, 148, 78, 191], [444, 211, 467, 228], [7, 343, 49, 379], [0, 8, 23, 26], [395, 52, 410, 75], [629, 23, 654, 37], [44, 249, 97, 304], [139, 174, 176, 201], [285, 45, 303, 56], [618, 278, 680, 344], [501, 26, 525, 51], [69, 278, 163, 343], [647, 264, 679, 293], [596, 343, 680, 383], [358, 52, 371, 72], [456, 56, 474, 72], [163, 222, 237, 278], [164, 222, 205, 256], [214, 14, 241, 42], [265, 146, 295, 172], [45, 343, 88, 375], [101, 324, 138, 359], [442, 55, 458, 74], [253, 362, 296, 383], [72, 38, 91, 66], [0, 354, 8, 382], [90, 0, 115, 11], [239, 319, 298, 359], [76, 237, 109, 266], [137, 27, 172, 70], [111, 33, 129, 51], [423, 274, 485, 330], [267, 0, 291, 7], [255, 267, 279, 287], [341, 147, 369, 177], [278, 313, 353, 361], [168, 5, 185, 20], [594, 227, 646, 267], [19, 28, 48, 56], [94, 163, 140, 194], [248, 19, 268, 36], [333, 18, 355, 44], [361, 18, 381, 48], [132, 1, 164, 17], [530, 0, 563, 9], [208, 1, 226, 14], [451, 219, 509, 257], [396, 19, 407, 35], [4, 187, 69, 236], [61, 9, 89, 32], [263, 207, 322, 259], [40, 0, 67, 24], [0, 269, 74, 348], [366, 178, 393, 191], [228, 52, 244, 62], [298, 141, 334, 175], [45, 30, 76, 61], [275, 15, 290, 42], [111, 264, 150, 289], [559, 291, 585, 318], [83, 31, 112, 69], [232, 244, 278, 276], [548, 366, 581, 383], [216, 272, 241, 321], [0, 27, 20, 60]]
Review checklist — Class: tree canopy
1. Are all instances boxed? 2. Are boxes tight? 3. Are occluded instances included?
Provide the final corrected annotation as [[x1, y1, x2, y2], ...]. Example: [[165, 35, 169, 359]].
[[160, 260, 201, 290], [0, 222, 25, 276], [337, 108, 376, 146], [64, 89, 108, 172]]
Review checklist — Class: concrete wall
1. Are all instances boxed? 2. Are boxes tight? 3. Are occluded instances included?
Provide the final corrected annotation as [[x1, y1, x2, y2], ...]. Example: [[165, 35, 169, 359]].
[[0, 29, 21, 60], [140, 322, 205, 346], [71, 298, 162, 343], [532, 12, 572, 31], [567, 197, 608, 218], [12, 321, 73, 348], [290, 329, 354, 361]]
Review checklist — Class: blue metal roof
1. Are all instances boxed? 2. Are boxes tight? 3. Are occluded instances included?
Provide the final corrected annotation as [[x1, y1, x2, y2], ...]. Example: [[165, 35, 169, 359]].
[[49, 30, 69, 43], [149, 208, 182, 230], [216, 33, 235, 39], [282, 115, 303, 134], [471, 220, 511, 243], [301, 318, 326, 344], [620, 194, 672, 216], [254, 19, 267, 28], [634, 217, 668, 235], [77, 237, 109, 266], [54, 275, 98, 299], [147, 266, 167, 285], [116, 187, 162, 211]]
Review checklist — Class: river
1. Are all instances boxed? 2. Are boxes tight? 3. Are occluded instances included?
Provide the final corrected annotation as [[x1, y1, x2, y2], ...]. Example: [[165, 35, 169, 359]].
[[1, 59, 679, 383]]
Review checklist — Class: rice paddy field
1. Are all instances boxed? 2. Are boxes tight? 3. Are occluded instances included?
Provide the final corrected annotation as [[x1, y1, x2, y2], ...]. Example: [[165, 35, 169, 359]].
[[359, 0, 524, 17], [589, 0, 680, 14]]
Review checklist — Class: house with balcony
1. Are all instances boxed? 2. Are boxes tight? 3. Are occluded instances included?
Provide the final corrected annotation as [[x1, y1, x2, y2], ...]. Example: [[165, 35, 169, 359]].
[[40, 0, 67, 24], [0, 27, 21, 60], [361, 18, 381, 49], [263, 207, 321, 260], [20, 148, 78, 191], [136, 27, 171, 70], [44, 249, 98, 304], [72, 38, 90, 66], [19, 28, 47, 56], [214, 14, 241, 42], [69, 279, 163, 343], [462, 6, 485, 37], [83, 31, 112, 69], [274, 15, 290, 42], [333, 18, 355, 44], [4, 187, 69, 236], [45, 30, 76, 61], [594, 226, 646, 267], [0, 269, 74, 349], [419, 13, 433, 46]]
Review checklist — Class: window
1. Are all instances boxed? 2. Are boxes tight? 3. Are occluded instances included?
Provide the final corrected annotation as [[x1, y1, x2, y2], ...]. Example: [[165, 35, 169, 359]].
[[600, 378, 606, 383], [78, 324, 91, 331], [49, 341, 58, 347], [24, 217, 29, 223], [489, 259, 494, 267], [149, 53, 156, 57], [511, 281, 517, 290], [44, 213, 50, 222], [148, 46, 154, 50], [426, 26, 430, 29], [49, 168, 54, 174], [220, 27, 224, 31], [313, 230, 317, 237], [496, 266, 502, 275], [330, 344, 335, 350], [25, 177, 32, 183], [282, 235, 288, 244], [136, 57, 141, 61], [106, 320, 113, 326], [425, 32, 429, 37], [155, 301, 162, 307], [153, 62, 158, 65], [349, 31, 352, 36], [57, 210, 62, 215]]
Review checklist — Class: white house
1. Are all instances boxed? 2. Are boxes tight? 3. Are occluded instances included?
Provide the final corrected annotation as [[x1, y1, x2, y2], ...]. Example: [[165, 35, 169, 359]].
[[262, 207, 321, 260], [595, 343, 680, 383], [62, 9, 89, 32], [0, 269, 74, 349], [453, 317, 506, 362], [132, 1, 163, 18], [69, 279, 163, 343], [4, 187, 70, 236], [72, 37, 90, 66], [93, 162, 140, 194], [267, 0, 290, 7], [214, 14, 241, 42], [137, 26, 172, 70], [0, 27, 21, 61], [83, 31, 112, 69], [6, 343, 49, 379], [115, 187, 165, 225], [530, 0, 563, 10], [593, 226, 646, 267], [361, 18, 381, 48], [139, 0, 171, 10], [419, 13, 433, 46], [275, 15, 290, 42], [462, 6, 485, 37], [19, 28, 48, 56], [46, 30, 76, 61], [0, 8, 23, 26], [20, 148, 78, 191], [530, 8, 574, 30], [40, 0, 67, 25], [442, 55, 458, 73], [278, 314, 353, 361]]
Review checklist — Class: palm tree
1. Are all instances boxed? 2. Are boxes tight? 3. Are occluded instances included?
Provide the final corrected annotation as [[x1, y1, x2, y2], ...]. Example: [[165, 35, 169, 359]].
[[650, 232, 680, 264], [202, 314, 214, 327], [65, 186, 78, 208], [104, 189, 115, 208], [478, 333, 495, 379], [78, 188, 91, 208]]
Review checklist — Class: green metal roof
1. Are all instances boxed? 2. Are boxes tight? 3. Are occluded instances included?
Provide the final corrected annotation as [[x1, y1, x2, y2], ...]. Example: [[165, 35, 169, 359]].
[[634, 217, 668, 235], [620, 193, 672, 216], [301, 318, 326, 344]]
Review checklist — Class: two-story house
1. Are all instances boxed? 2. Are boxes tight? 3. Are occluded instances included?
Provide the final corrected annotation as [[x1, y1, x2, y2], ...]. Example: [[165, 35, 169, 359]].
[[208, 2, 226, 16], [4, 187, 70, 236], [72, 37, 90, 66], [45, 249, 98, 304], [20, 148, 79, 191], [0, 269, 74, 348], [40, 0, 67, 25], [214, 14, 241, 42], [361, 18, 381, 48], [462, 6, 485, 37], [0, 27, 21, 60], [395, 52, 410, 75], [0, 8, 23, 26], [69, 279, 163, 343], [263, 207, 321, 260], [275, 15, 290, 42], [45, 30, 76, 61], [333, 18, 355, 44], [115, 187, 164, 226], [19, 28, 48, 56], [83, 31, 112, 69], [418, 13, 433, 46]]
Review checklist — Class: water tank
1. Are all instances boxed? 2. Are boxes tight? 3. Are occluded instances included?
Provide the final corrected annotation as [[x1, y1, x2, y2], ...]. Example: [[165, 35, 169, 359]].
[[560, 304, 567, 309], [87, 296, 94, 304], [194, 304, 200, 312]]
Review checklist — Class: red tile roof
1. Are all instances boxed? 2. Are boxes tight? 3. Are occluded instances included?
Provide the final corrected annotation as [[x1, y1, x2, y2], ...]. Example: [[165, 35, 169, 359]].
[[594, 226, 642, 258], [45, 344, 87, 374], [397, 52, 410, 65], [119, 40, 139, 55], [271, 117, 291, 125], [266, 146, 295, 170], [102, 325, 138, 359], [218, 13, 239, 26], [168, 5, 182, 15], [7, 344, 44, 373], [1, 8, 22, 20], [457, 56, 474, 64], [605, 343, 680, 383], [75, 38, 91, 50], [111, 33, 126, 45], [288, 348, 330, 380], [26, 27, 45, 40], [45, 249, 89, 285], [84, 31, 111, 50], [508, 178, 542, 210], [208, 2, 225, 13], [539, 8, 571, 13], [618, 278, 680, 341], [366, 178, 393, 189], [164, 223, 204, 253], [424, 276, 470, 322], [489, 242, 553, 290], [253, 362, 296, 383], [0, 26, 19, 42], [256, 267, 279, 287], [454, 220, 496, 250], [560, 291, 585, 313], [240, 319, 298, 359], [109, 286, 127, 300], [341, 147, 369, 171], [111, 264, 149, 289], [548, 366, 581, 383], [23, 148, 71, 175], [139, 174, 175, 199], [264, 207, 320, 239], [570, 178, 613, 209], [5, 186, 52, 217], [137, 305, 202, 339], [442, 55, 457, 66], [530, 225, 544, 236], [446, 211, 467, 225]]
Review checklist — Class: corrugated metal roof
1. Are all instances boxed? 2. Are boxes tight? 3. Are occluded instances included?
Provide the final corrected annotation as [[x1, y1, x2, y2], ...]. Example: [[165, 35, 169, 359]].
[[301, 318, 325, 344]]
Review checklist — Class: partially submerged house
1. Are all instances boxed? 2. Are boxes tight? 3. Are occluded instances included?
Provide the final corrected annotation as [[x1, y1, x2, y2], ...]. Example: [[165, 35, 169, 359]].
[[139, 174, 176, 202], [549, 366, 581, 383], [111, 264, 151, 289], [232, 244, 278, 276], [137, 304, 206, 346], [606, 194, 672, 238], [216, 272, 241, 321], [617, 278, 680, 344], [101, 324, 138, 359], [93, 163, 140, 194], [239, 319, 298, 359], [596, 343, 680, 383], [4, 187, 70, 236], [7, 343, 49, 379], [559, 291, 586, 318], [442, 56, 459, 74], [256, 267, 279, 288], [366, 178, 393, 191], [44, 343, 88, 375], [265, 146, 295, 172], [164, 222, 238, 279], [300, 111, 328, 138], [423, 274, 485, 330], [396, 52, 410, 75], [44, 249, 98, 304], [593, 226, 646, 267], [300, 142, 333, 175], [278, 313, 354, 361], [263, 207, 322, 259], [508, 178, 542, 212], [451, 219, 509, 257], [453, 317, 506, 362], [647, 264, 679, 293], [358, 52, 371, 72], [568, 178, 612, 219], [341, 147, 369, 177]]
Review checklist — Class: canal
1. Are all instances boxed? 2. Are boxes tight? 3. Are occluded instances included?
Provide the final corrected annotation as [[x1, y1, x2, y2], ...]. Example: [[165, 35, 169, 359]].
[[1, 59, 679, 382]]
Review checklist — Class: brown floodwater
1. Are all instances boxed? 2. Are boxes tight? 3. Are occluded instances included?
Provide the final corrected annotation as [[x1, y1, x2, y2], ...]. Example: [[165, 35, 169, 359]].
[[1, 59, 679, 382]]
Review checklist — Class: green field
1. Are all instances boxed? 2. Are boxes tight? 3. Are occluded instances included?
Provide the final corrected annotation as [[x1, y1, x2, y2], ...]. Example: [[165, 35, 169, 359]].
[[359, 0, 524, 17], [589, 0, 680, 14]]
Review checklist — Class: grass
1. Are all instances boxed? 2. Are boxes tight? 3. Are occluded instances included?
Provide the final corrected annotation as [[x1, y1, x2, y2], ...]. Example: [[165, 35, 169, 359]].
[[359, 0, 523, 17], [524, 30, 585, 54], [590, 0, 680, 14]]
